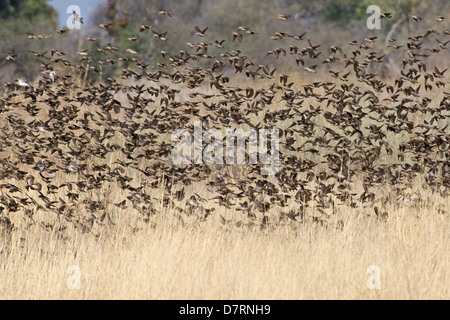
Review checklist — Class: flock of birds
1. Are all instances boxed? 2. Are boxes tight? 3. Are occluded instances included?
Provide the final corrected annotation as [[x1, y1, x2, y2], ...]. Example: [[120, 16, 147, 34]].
[[0, 11, 448, 238]]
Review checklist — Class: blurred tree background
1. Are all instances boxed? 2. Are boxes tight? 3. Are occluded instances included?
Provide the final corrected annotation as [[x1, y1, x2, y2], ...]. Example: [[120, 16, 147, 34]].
[[0, 0, 58, 80], [0, 0, 448, 82]]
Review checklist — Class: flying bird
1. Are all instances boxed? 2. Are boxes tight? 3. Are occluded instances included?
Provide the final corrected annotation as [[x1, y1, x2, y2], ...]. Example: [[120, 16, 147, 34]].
[[56, 28, 70, 34], [159, 10, 172, 17], [139, 25, 151, 32], [278, 14, 290, 21], [232, 32, 243, 43], [99, 23, 112, 30], [5, 53, 16, 62], [17, 78, 29, 87], [304, 65, 317, 73], [46, 70, 59, 83]]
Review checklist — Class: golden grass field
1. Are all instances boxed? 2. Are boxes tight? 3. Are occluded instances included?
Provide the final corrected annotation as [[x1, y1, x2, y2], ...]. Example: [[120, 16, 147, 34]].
[[1, 186, 448, 300]]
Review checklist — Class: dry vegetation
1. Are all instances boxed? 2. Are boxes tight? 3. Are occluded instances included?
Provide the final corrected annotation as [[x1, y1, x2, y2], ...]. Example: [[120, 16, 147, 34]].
[[1, 191, 449, 300]]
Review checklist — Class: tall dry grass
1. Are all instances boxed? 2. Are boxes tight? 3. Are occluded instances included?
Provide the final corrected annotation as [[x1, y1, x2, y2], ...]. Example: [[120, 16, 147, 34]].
[[1, 188, 448, 300]]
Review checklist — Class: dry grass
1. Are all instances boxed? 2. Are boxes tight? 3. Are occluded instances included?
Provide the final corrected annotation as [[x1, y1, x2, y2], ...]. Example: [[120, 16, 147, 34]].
[[1, 190, 448, 300]]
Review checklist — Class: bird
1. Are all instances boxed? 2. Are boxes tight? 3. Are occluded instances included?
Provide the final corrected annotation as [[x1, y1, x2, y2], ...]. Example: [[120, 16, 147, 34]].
[[16, 78, 29, 87], [139, 24, 151, 32], [152, 29, 168, 41], [99, 23, 112, 30], [56, 28, 70, 34], [295, 57, 305, 66], [159, 9, 172, 17], [75, 49, 89, 56], [303, 65, 317, 73], [232, 32, 243, 43], [5, 53, 16, 62], [278, 14, 290, 21], [47, 70, 59, 83], [126, 48, 138, 54], [214, 39, 225, 48]]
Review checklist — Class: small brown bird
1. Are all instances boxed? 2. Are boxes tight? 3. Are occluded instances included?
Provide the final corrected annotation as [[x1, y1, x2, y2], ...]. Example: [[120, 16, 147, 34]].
[[139, 24, 151, 32], [72, 11, 84, 24], [330, 46, 343, 53], [99, 23, 112, 30], [304, 65, 317, 73], [195, 26, 208, 37], [17, 78, 29, 87], [5, 53, 17, 62], [412, 15, 422, 22], [214, 40, 225, 48], [126, 48, 138, 54], [56, 28, 69, 34], [293, 32, 306, 41], [424, 28, 440, 38], [152, 29, 168, 41], [278, 14, 290, 21], [296, 57, 305, 66], [436, 39, 450, 49], [159, 9, 172, 17], [232, 32, 243, 43]]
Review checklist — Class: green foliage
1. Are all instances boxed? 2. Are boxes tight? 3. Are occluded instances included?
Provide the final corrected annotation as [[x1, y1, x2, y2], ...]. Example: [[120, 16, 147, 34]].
[[322, 0, 367, 24]]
